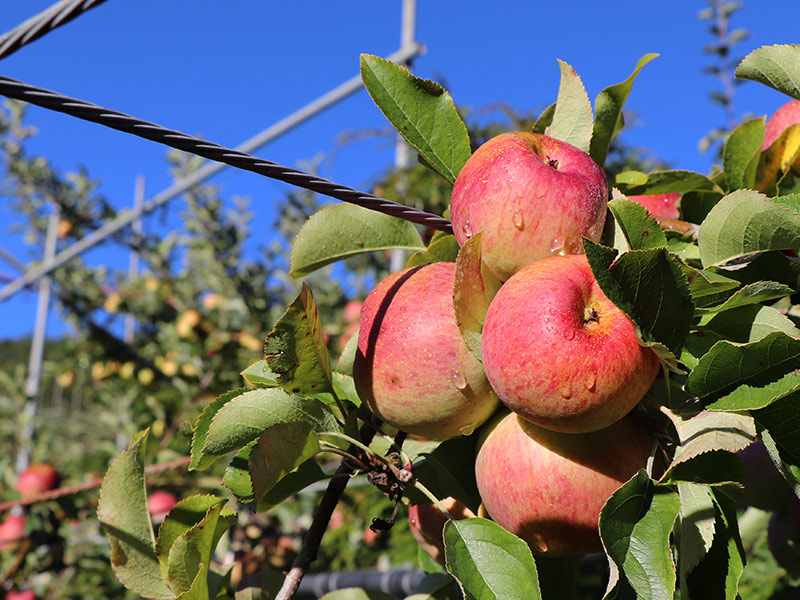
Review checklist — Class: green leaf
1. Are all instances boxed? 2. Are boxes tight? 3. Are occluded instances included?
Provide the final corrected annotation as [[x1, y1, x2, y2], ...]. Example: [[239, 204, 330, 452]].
[[677, 484, 716, 580], [684, 487, 745, 600], [680, 330, 724, 371], [697, 281, 794, 314], [411, 434, 481, 513], [600, 470, 680, 600], [223, 444, 255, 502], [240, 360, 279, 387], [453, 232, 502, 361], [190, 388, 250, 471], [680, 265, 740, 309], [584, 241, 694, 361], [698, 189, 800, 267], [290, 203, 426, 277], [196, 388, 339, 471], [249, 421, 321, 503], [703, 304, 800, 343], [706, 369, 800, 412], [265, 283, 333, 395], [608, 197, 668, 250], [256, 460, 328, 512], [590, 53, 659, 167], [662, 409, 756, 468], [753, 392, 800, 464], [735, 44, 800, 101], [443, 517, 541, 600], [722, 118, 765, 191], [681, 190, 725, 225], [662, 451, 745, 486], [686, 331, 800, 403], [548, 60, 593, 153], [406, 234, 460, 268], [97, 430, 173, 599], [155, 495, 228, 581], [532, 102, 556, 134], [613, 170, 722, 196], [166, 503, 234, 597], [360, 54, 472, 183], [320, 589, 397, 600]]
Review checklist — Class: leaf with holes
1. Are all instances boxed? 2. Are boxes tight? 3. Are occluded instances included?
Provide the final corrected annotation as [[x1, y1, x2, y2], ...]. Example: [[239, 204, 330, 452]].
[[361, 54, 471, 183], [547, 60, 593, 153], [591, 53, 658, 167], [264, 282, 333, 395], [600, 470, 680, 600], [698, 189, 800, 267], [443, 517, 541, 600], [97, 430, 173, 599], [735, 44, 800, 101], [290, 203, 425, 278]]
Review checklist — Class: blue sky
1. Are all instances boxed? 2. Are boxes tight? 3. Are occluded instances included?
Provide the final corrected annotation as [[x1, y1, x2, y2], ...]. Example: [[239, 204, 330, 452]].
[[1, 0, 799, 340]]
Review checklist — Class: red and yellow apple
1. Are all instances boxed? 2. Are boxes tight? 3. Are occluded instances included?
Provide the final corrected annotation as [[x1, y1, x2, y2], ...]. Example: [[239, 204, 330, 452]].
[[353, 262, 498, 440], [16, 463, 60, 498], [475, 411, 654, 556], [408, 497, 475, 565], [627, 193, 681, 219], [762, 99, 800, 175], [449, 132, 608, 281], [481, 254, 660, 433]]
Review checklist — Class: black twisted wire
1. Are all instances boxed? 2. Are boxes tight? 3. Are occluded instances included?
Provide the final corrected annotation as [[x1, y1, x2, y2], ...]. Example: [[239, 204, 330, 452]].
[[0, 0, 109, 61], [0, 74, 454, 234]]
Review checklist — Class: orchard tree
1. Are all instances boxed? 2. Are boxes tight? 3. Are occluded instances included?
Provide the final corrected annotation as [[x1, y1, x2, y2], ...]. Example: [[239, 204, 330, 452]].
[[91, 39, 800, 600]]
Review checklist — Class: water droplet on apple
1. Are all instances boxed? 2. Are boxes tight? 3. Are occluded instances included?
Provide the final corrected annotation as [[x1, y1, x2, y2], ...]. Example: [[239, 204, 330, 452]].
[[549, 237, 564, 254], [462, 220, 473, 239], [458, 422, 477, 436], [563, 329, 575, 341], [559, 380, 572, 399], [451, 370, 467, 390], [585, 371, 597, 392], [512, 208, 524, 231]]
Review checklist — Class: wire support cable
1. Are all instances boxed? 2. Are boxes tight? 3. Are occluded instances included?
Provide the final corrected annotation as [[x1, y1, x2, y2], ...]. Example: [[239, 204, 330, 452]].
[[0, 0, 110, 61], [0, 74, 453, 233]]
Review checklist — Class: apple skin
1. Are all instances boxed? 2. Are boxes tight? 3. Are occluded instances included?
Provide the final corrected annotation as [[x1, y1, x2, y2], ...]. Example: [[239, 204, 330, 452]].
[[450, 131, 608, 281], [16, 463, 60, 497], [5, 591, 36, 600], [762, 99, 800, 150], [0, 514, 26, 552], [627, 193, 681, 219], [353, 262, 499, 440], [408, 497, 476, 565], [148, 490, 178, 522], [481, 254, 660, 434], [475, 411, 654, 556]]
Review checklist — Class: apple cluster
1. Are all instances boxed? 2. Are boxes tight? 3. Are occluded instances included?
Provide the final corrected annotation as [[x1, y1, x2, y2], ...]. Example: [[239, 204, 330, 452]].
[[353, 131, 665, 557]]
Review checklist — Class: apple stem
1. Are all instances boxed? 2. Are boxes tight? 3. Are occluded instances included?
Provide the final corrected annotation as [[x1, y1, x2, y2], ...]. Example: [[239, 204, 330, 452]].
[[410, 480, 455, 521]]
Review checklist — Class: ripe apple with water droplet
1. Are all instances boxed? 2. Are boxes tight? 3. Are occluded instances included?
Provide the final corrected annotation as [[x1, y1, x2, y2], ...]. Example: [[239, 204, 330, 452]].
[[475, 410, 654, 556], [353, 262, 498, 440], [481, 254, 660, 433], [627, 193, 681, 219], [449, 131, 608, 281]]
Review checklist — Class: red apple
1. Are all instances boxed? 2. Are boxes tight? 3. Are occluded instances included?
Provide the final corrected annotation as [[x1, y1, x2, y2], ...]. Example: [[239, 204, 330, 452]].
[[450, 131, 608, 281], [5, 590, 36, 600], [627, 193, 681, 219], [16, 463, 60, 497], [147, 490, 178, 522], [343, 300, 362, 325], [353, 262, 498, 440], [762, 99, 800, 150], [475, 411, 653, 556], [481, 254, 660, 434], [0, 514, 26, 552], [408, 497, 475, 565]]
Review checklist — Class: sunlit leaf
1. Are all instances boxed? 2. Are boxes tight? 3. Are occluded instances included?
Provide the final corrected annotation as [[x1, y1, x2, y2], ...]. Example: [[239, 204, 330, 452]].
[[548, 60, 593, 153], [735, 44, 800, 101]]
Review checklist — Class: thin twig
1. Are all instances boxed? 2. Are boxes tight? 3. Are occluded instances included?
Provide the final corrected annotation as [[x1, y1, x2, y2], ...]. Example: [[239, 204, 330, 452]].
[[276, 421, 378, 600]]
